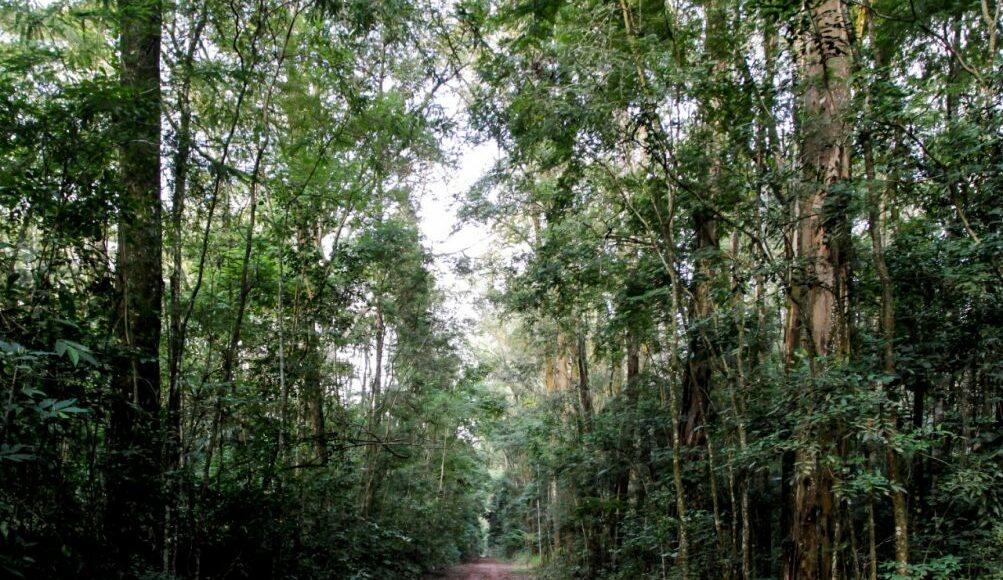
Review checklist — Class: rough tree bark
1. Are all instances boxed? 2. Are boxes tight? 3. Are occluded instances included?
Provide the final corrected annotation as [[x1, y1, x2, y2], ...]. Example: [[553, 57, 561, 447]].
[[576, 332, 594, 429], [783, 1, 853, 578], [681, 0, 726, 448], [297, 223, 328, 465], [610, 334, 640, 555], [107, 0, 164, 568]]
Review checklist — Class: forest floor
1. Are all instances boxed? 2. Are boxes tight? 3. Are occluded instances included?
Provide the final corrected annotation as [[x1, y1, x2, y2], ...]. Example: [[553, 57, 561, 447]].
[[432, 558, 534, 579]]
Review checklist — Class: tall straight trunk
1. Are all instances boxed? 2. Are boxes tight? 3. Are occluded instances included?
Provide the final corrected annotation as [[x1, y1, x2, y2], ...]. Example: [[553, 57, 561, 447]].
[[264, 228, 288, 492], [682, 205, 717, 446], [666, 326, 690, 579], [911, 376, 928, 516], [730, 233, 752, 580], [681, 0, 726, 447], [611, 335, 640, 541], [372, 305, 384, 410], [754, 19, 778, 579], [665, 259, 691, 578], [784, 1, 853, 578], [706, 431, 727, 572], [298, 225, 328, 465], [792, 0, 853, 361], [362, 304, 384, 515], [576, 333, 593, 428], [304, 329, 327, 464], [573, 329, 598, 573], [107, 0, 164, 567]]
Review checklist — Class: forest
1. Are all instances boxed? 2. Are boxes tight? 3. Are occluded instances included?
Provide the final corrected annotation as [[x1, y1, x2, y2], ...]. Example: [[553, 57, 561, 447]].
[[0, 0, 1000, 578]]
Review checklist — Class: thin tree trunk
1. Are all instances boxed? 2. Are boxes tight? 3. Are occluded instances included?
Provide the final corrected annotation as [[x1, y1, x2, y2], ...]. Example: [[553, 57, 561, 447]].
[[706, 432, 727, 575], [666, 352, 689, 579], [666, 275, 690, 578], [864, 120, 911, 580], [362, 304, 384, 515], [867, 496, 877, 580], [859, 8, 910, 567], [213, 6, 299, 486], [164, 5, 208, 572], [734, 308, 753, 580]]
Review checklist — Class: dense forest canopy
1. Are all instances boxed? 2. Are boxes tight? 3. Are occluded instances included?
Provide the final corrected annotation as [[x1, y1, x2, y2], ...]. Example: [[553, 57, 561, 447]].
[[1, 0, 1001, 578]]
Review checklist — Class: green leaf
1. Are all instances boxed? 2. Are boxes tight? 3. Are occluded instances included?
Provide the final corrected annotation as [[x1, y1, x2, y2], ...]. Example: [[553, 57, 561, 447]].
[[53, 339, 96, 366]]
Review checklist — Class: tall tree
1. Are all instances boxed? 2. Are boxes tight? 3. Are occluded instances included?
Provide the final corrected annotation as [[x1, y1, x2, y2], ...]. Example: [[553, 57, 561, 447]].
[[106, 0, 164, 569], [784, 0, 853, 577], [681, 0, 727, 448]]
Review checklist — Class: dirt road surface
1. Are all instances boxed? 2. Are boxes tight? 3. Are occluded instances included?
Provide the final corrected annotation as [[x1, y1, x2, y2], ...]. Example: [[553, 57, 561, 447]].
[[432, 558, 533, 579]]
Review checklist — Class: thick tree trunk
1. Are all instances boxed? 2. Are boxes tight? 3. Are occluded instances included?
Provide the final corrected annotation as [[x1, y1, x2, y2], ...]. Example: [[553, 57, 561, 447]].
[[107, 0, 164, 568], [614, 336, 639, 540], [682, 206, 717, 446], [783, 1, 853, 578], [681, 0, 726, 448], [576, 333, 593, 428], [304, 330, 328, 464], [605, 334, 640, 569], [793, 0, 853, 360], [298, 225, 328, 465]]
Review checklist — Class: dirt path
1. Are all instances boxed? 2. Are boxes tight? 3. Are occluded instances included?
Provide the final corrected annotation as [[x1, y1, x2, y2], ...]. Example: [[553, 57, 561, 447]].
[[433, 558, 533, 579]]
